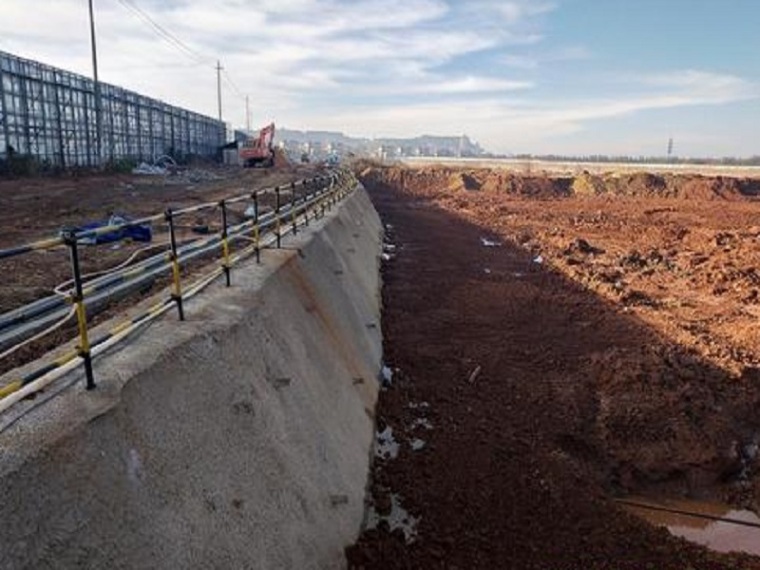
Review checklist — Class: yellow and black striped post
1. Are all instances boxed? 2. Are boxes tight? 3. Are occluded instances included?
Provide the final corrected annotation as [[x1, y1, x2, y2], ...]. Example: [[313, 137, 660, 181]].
[[164, 208, 185, 321], [63, 229, 95, 390], [252, 191, 261, 264], [303, 179, 311, 228], [275, 187, 282, 248], [219, 200, 232, 286], [290, 182, 298, 235], [321, 181, 328, 218]]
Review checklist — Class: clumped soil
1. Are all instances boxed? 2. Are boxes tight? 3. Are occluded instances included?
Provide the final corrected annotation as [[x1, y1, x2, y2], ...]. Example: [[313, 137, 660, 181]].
[[346, 165, 760, 569]]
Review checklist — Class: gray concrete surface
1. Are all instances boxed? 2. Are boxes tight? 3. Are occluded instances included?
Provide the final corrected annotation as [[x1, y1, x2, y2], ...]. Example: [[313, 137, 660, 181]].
[[0, 186, 383, 570]]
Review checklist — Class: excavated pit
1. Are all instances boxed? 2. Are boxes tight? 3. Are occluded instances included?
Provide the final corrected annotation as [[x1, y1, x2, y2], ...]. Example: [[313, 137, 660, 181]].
[[347, 164, 760, 569]]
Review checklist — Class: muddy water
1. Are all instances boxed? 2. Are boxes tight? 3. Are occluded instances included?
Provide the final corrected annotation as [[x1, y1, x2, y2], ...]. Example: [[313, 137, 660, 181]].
[[623, 497, 760, 556]]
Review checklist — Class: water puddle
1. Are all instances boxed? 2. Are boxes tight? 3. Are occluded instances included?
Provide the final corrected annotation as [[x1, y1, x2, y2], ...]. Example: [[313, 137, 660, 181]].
[[622, 497, 760, 556], [366, 493, 419, 543]]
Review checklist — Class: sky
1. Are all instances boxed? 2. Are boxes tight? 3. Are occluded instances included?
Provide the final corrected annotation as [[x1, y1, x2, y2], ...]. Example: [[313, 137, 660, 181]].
[[0, 0, 758, 157]]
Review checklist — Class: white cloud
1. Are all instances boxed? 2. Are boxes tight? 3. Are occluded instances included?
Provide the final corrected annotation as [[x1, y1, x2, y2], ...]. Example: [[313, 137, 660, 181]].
[[502, 46, 592, 69], [635, 70, 756, 101], [0, 0, 755, 155], [277, 70, 757, 153], [404, 77, 534, 94]]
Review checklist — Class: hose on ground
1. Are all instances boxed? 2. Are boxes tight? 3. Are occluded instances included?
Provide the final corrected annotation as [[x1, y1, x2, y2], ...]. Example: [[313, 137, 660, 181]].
[[0, 306, 77, 361]]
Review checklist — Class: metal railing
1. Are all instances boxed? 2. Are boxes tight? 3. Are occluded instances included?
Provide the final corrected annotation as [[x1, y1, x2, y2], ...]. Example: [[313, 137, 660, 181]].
[[0, 169, 358, 411]]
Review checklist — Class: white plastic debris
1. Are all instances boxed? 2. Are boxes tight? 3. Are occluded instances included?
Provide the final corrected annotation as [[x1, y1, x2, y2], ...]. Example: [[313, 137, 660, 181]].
[[244, 204, 257, 219], [375, 426, 400, 459], [365, 493, 419, 543], [480, 237, 501, 247], [132, 162, 167, 175], [533, 255, 544, 264], [381, 365, 393, 386], [410, 417, 433, 430]]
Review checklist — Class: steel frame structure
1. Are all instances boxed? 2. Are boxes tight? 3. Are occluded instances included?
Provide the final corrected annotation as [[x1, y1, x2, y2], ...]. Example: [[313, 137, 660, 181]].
[[0, 50, 225, 168]]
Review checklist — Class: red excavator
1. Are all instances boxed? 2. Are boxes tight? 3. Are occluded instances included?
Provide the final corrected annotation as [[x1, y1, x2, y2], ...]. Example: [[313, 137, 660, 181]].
[[240, 123, 275, 167]]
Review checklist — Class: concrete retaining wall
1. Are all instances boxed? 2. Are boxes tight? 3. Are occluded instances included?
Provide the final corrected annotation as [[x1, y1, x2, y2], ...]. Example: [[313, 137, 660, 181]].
[[0, 187, 383, 569]]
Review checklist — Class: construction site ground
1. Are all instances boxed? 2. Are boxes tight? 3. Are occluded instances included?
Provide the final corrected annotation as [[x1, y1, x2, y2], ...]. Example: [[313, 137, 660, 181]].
[[346, 165, 760, 568], [0, 161, 319, 374], [0, 161, 318, 306]]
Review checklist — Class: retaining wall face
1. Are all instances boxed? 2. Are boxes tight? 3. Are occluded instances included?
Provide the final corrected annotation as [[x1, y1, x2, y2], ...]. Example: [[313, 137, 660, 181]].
[[0, 187, 383, 569]]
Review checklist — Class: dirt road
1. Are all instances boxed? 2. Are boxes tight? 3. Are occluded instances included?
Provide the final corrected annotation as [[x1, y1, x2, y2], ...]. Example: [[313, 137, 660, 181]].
[[346, 165, 760, 568]]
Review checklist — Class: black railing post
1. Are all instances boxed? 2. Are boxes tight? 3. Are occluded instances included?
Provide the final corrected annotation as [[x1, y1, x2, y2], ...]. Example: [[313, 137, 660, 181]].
[[63, 229, 95, 390], [164, 208, 185, 321]]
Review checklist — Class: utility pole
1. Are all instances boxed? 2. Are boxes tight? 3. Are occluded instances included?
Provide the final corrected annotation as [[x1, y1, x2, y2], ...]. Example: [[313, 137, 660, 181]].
[[245, 95, 251, 133], [88, 0, 103, 165], [216, 60, 223, 123]]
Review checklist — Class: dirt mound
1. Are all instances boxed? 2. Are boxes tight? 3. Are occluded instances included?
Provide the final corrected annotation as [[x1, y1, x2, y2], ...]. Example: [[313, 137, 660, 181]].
[[676, 175, 744, 200], [740, 179, 760, 196], [361, 165, 573, 197], [617, 172, 672, 197], [446, 172, 481, 192], [358, 164, 759, 201], [272, 147, 291, 168], [571, 171, 608, 196]]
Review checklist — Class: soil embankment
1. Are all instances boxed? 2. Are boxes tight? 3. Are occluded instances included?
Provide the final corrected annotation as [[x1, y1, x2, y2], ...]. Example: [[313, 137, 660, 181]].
[[347, 165, 760, 569]]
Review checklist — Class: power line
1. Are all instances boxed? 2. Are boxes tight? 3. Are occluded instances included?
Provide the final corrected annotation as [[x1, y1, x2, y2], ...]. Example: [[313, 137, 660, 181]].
[[115, 0, 213, 66], [222, 68, 245, 99], [114, 0, 250, 123]]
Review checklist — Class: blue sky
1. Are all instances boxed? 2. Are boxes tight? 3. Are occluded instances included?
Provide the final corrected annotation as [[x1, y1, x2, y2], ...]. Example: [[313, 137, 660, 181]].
[[0, 0, 757, 156]]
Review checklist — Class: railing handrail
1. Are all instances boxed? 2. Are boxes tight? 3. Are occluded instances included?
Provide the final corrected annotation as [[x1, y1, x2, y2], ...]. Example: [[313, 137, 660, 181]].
[[0, 175, 332, 261], [0, 169, 358, 412]]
